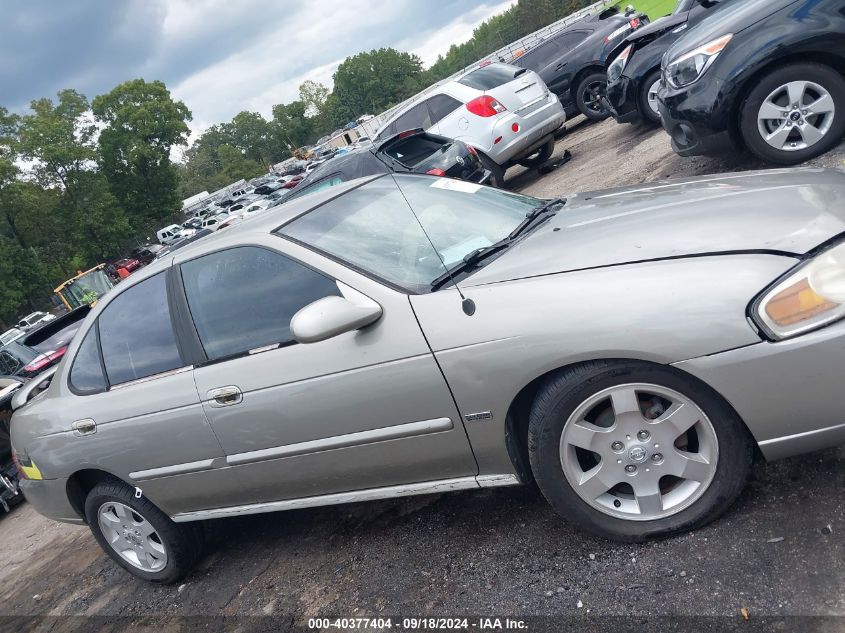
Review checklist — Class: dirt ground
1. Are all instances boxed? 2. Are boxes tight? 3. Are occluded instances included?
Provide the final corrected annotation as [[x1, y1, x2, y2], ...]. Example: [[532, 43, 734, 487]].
[[1, 117, 844, 632]]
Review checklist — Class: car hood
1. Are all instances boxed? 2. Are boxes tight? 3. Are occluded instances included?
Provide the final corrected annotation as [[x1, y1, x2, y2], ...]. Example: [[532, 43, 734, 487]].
[[465, 169, 845, 286], [664, 0, 795, 62]]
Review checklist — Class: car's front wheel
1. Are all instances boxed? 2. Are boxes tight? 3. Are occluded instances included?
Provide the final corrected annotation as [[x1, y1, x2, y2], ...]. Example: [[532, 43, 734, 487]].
[[639, 69, 663, 126], [740, 63, 845, 165], [85, 478, 203, 583], [527, 361, 753, 541]]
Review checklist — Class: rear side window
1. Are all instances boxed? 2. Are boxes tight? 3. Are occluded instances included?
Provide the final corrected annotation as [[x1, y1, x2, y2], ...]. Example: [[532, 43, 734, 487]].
[[514, 40, 561, 69], [99, 273, 183, 385], [180, 246, 340, 361], [554, 31, 590, 51], [69, 329, 106, 394], [458, 65, 521, 91], [390, 103, 433, 135], [427, 95, 462, 124]]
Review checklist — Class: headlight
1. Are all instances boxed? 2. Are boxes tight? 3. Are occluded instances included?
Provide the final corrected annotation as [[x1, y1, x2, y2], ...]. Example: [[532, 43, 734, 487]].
[[753, 241, 845, 340], [607, 44, 633, 83], [665, 34, 732, 89]]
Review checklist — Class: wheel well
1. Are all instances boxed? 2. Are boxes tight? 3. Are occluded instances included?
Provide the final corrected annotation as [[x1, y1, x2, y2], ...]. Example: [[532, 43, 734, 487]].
[[503, 358, 762, 478], [728, 52, 845, 147], [572, 65, 608, 95], [66, 469, 115, 522]]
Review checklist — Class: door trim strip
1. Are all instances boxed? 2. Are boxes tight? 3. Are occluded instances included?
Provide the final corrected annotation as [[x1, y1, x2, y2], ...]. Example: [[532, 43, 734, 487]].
[[171, 474, 520, 522], [225, 417, 454, 466], [130, 458, 216, 481]]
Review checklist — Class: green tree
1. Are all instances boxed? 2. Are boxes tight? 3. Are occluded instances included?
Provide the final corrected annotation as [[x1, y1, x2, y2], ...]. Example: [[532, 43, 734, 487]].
[[332, 48, 426, 122], [92, 79, 192, 227], [221, 111, 276, 167]]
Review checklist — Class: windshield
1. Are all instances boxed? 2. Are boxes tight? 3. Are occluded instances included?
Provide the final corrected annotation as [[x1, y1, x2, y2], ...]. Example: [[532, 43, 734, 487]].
[[279, 175, 541, 292]]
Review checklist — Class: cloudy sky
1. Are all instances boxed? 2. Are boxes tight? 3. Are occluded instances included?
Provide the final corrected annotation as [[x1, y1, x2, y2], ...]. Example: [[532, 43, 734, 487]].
[[2, 0, 515, 136]]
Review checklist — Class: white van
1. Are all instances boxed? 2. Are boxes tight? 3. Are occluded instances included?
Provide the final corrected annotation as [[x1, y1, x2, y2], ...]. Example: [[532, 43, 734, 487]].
[[157, 224, 194, 245]]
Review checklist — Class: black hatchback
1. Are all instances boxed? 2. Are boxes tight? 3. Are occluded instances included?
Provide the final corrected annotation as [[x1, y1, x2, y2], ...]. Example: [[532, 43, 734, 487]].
[[278, 130, 491, 202]]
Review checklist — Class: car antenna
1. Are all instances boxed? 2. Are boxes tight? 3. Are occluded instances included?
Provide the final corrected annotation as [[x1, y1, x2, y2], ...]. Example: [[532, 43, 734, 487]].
[[391, 175, 476, 316]]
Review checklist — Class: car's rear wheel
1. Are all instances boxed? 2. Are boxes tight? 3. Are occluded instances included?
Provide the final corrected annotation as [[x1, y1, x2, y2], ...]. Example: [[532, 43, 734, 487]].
[[478, 152, 506, 188], [639, 69, 663, 125], [85, 478, 203, 583], [527, 361, 753, 542], [740, 63, 845, 165], [576, 73, 610, 121], [517, 139, 555, 169]]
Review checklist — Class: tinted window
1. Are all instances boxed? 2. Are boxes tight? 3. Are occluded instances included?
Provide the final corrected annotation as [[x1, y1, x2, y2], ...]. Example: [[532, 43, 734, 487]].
[[181, 247, 340, 361], [0, 350, 23, 375], [391, 104, 433, 134], [458, 65, 520, 90], [514, 40, 561, 69], [553, 31, 590, 51], [29, 320, 84, 355], [69, 329, 107, 393], [427, 95, 462, 124], [384, 136, 444, 167], [99, 273, 182, 385]]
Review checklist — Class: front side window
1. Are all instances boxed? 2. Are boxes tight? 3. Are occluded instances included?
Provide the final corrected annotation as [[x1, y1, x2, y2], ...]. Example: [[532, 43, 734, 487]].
[[98, 273, 183, 385], [180, 247, 340, 361], [69, 328, 106, 393], [280, 175, 540, 292]]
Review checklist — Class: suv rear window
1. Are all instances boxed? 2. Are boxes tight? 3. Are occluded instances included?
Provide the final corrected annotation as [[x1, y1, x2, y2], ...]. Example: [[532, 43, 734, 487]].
[[383, 136, 444, 167], [458, 65, 521, 91]]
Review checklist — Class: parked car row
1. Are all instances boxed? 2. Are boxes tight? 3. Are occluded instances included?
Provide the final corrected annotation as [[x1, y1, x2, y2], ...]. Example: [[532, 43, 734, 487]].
[[605, 0, 845, 165]]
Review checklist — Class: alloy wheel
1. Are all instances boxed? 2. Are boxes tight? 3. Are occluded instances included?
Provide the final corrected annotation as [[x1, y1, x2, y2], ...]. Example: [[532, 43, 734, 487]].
[[583, 80, 607, 113], [559, 383, 718, 521], [757, 80, 835, 152], [97, 502, 168, 571]]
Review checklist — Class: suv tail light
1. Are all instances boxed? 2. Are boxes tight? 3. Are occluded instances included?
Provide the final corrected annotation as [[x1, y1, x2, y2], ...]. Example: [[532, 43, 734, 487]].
[[466, 96, 507, 117], [23, 347, 67, 374], [466, 145, 478, 157], [629, 17, 640, 29]]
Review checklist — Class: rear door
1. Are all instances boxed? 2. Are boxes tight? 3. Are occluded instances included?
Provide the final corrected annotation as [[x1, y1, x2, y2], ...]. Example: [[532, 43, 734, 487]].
[[60, 272, 232, 515], [180, 235, 477, 509]]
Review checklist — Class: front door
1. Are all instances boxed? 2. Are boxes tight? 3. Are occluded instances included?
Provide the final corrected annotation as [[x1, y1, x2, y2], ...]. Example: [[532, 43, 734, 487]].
[[180, 238, 476, 507]]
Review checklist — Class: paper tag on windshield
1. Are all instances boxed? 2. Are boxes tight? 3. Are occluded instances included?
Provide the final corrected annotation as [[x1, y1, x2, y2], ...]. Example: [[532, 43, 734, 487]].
[[430, 179, 482, 194]]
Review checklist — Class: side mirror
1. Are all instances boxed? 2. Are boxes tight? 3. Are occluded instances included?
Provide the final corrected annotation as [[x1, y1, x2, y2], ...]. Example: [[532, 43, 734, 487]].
[[291, 295, 382, 344]]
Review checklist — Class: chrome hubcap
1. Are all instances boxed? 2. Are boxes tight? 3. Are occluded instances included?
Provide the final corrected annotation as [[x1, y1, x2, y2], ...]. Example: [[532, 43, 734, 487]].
[[757, 80, 835, 151], [97, 502, 167, 571], [559, 383, 719, 521], [646, 78, 661, 116]]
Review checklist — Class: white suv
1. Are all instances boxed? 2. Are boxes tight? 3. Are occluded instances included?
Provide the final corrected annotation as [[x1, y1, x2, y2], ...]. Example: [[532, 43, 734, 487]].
[[375, 63, 566, 186]]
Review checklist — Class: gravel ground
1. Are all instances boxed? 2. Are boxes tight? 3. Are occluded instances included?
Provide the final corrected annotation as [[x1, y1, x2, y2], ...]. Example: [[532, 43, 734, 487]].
[[1, 116, 844, 632]]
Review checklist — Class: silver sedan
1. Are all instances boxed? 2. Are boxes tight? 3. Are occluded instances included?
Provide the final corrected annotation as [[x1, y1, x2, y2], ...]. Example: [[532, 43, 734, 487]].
[[11, 168, 845, 582]]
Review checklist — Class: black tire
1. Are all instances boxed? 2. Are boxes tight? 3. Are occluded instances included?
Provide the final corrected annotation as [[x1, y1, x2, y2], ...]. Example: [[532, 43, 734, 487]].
[[84, 477, 203, 583], [527, 360, 753, 542], [638, 69, 663, 126], [740, 62, 845, 165], [517, 139, 555, 169], [576, 73, 610, 121], [479, 152, 506, 188]]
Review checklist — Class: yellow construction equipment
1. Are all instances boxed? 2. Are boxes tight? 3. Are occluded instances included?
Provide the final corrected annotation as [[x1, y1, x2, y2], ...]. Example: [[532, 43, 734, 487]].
[[53, 264, 114, 311]]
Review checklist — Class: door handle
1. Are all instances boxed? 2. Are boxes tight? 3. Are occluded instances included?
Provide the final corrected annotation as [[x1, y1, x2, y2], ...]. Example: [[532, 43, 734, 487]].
[[72, 418, 97, 436], [208, 386, 242, 407], [555, 62, 566, 71]]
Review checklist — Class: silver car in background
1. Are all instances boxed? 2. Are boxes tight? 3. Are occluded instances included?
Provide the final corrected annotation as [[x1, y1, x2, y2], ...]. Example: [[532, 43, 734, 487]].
[[375, 62, 566, 186], [11, 168, 845, 583]]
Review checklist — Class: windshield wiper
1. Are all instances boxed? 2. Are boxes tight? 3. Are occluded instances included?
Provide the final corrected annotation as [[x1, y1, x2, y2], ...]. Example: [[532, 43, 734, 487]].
[[430, 241, 510, 290], [430, 197, 565, 291], [508, 197, 565, 240]]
